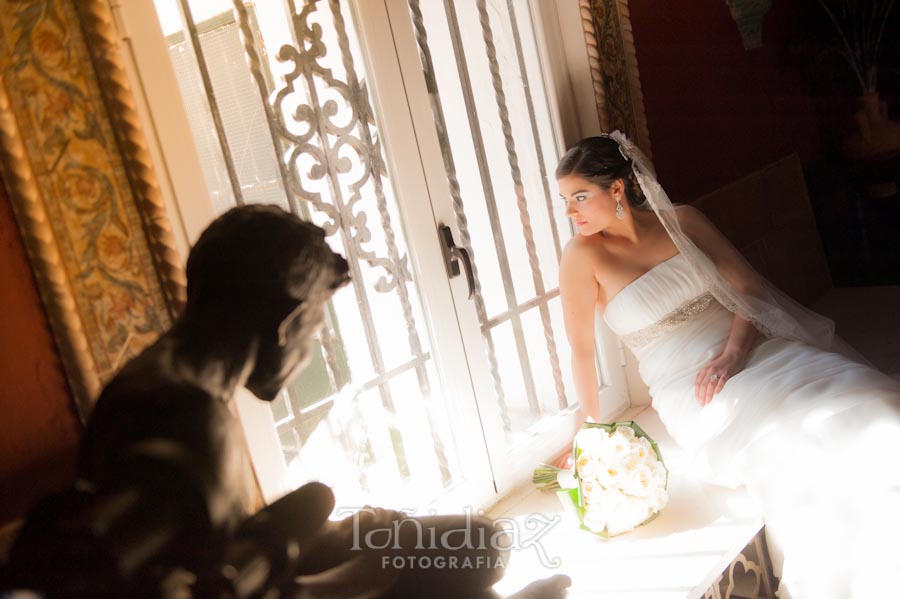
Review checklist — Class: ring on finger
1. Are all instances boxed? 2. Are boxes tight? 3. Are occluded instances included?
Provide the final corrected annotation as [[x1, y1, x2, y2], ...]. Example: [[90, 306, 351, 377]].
[[710, 374, 720, 382]]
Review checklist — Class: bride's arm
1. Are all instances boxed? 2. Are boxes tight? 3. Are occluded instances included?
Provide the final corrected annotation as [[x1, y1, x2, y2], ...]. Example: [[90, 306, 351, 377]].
[[560, 241, 602, 421], [676, 205, 766, 297], [677, 205, 762, 405]]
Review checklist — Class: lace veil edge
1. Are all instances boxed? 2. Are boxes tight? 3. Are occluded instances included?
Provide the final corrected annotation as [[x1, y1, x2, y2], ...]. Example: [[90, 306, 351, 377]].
[[608, 130, 842, 355]]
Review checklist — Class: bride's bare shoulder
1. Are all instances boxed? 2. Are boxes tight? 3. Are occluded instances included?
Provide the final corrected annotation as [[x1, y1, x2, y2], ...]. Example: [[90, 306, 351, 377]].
[[673, 203, 703, 222], [560, 236, 609, 305], [560, 235, 616, 291], [561, 234, 610, 269], [673, 203, 716, 239]]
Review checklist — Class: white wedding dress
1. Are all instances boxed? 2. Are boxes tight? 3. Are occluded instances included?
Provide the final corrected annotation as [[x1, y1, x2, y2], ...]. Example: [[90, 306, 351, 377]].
[[603, 252, 900, 598]]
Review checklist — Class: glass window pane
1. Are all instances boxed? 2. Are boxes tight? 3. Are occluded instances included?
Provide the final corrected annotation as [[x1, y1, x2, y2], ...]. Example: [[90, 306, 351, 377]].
[[154, 0, 467, 509], [407, 0, 578, 447]]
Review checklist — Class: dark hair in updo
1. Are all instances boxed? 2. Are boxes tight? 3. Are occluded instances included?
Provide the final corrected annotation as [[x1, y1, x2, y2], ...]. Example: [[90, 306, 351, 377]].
[[555, 136, 647, 209]]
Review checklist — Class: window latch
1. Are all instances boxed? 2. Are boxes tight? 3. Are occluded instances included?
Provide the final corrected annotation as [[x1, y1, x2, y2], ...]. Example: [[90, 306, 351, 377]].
[[438, 225, 475, 300]]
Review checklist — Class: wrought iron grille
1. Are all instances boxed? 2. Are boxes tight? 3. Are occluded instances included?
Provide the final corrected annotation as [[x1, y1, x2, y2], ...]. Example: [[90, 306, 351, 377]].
[[157, 0, 459, 507], [407, 0, 580, 443]]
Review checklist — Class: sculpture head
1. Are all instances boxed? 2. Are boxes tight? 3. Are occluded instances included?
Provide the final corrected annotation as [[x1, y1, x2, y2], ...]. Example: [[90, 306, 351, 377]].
[[185, 205, 350, 400]]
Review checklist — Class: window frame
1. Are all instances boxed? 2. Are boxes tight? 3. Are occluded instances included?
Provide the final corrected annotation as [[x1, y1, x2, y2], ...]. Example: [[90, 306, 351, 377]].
[[112, 0, 634, 507]]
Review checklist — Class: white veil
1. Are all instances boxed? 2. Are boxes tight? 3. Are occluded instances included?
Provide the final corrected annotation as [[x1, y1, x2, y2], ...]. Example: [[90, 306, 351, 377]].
[[606, 130, 841, 353]]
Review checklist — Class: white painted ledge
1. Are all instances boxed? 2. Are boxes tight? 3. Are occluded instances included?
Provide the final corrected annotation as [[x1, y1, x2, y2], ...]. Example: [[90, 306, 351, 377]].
[[489, 407, 767, 599]]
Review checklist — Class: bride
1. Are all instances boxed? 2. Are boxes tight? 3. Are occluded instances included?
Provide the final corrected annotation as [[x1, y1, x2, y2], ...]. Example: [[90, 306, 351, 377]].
[[557, 132, 900, 598]]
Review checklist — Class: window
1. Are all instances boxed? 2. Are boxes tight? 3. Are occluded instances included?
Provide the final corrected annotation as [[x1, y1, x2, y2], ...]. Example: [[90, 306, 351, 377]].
[[116, 0, 629, 512]]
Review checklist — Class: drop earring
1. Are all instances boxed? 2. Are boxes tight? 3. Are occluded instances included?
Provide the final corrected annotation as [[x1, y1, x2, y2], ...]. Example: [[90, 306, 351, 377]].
[[615, 197, 626, 220]]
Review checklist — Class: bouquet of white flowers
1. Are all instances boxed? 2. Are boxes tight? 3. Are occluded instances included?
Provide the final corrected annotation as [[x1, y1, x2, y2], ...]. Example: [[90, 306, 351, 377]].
[[533, 421, 668, 537]]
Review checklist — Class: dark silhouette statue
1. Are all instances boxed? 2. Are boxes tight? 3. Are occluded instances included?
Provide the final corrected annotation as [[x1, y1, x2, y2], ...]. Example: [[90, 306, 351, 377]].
[[3, 205, 569, 598]]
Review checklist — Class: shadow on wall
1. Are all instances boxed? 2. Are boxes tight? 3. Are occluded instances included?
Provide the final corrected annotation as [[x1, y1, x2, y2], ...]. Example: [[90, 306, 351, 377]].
[[628, 0, 900, 286]]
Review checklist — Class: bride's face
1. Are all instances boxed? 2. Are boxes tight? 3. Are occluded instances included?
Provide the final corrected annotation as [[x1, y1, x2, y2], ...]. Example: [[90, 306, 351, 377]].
[[558, 174, 619, 236]]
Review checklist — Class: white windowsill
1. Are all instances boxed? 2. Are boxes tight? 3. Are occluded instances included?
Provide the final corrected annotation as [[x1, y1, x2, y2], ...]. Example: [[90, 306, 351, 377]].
[[487, 407, 764, 599]]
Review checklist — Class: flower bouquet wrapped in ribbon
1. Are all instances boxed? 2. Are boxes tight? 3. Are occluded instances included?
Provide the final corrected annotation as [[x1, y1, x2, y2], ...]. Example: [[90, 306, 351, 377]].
[[533, 421, 669, 537]]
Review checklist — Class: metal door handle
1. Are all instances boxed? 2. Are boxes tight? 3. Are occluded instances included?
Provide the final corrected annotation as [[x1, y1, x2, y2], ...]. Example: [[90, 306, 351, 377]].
[[439, 225, 475, 299]]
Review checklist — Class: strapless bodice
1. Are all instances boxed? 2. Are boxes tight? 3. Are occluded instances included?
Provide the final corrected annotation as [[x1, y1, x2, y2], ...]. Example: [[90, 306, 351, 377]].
[[603, 253, 708, 337], [589, 246, 900, 599]]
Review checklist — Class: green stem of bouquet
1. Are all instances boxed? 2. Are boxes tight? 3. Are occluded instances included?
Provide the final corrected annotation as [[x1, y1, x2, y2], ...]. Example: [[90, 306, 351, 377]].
[[533, 463, 563, 491]]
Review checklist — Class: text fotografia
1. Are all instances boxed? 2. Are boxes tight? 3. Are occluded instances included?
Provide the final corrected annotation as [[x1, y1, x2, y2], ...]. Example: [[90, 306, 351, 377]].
[[335, 507, 563, 568], [381, 554, 505, 570]]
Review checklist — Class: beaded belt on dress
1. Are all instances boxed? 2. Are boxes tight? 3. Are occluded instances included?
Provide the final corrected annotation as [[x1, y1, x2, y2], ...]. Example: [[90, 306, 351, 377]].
[[619, 292, 717, 350]]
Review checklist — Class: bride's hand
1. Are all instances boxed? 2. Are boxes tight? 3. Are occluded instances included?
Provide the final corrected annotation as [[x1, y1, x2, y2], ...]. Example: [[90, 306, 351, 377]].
[[695, 348, 748, 406], [551, 451, 574, 470]]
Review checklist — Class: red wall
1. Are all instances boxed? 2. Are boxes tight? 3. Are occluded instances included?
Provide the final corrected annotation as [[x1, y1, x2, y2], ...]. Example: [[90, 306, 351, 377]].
[[628, 0, 839, 202], [0, 182, 81, 528]]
